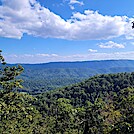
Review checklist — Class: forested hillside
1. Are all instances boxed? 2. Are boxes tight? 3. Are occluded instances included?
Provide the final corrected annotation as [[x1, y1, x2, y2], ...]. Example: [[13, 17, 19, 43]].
[[38, 72, 134, 106], [1, 0, 134, 133], [1, 72, 134, 133], [16, 60, 134, 94], [36, 73, 134, 133], [0, 51, 134, 133]]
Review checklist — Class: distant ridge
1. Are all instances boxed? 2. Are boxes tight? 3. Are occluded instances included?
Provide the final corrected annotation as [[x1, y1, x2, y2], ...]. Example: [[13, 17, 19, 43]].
[[14, 59, 134, 69], [8, 59, 134, 65], [14, 59, 134, 94]]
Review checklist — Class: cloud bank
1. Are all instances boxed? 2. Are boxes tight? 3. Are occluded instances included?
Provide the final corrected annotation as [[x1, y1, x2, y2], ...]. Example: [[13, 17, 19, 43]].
[[0, 0, 134, 40], [4, 51, 134, 63]]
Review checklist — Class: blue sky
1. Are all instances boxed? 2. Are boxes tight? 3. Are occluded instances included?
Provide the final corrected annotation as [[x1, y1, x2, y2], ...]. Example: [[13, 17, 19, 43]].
[[0, 0, 134, 63]]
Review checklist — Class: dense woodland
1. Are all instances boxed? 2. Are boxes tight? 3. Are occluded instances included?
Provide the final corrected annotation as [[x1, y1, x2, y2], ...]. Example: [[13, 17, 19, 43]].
[[0, 51, 134, 134], [16, 60, 134, 94]]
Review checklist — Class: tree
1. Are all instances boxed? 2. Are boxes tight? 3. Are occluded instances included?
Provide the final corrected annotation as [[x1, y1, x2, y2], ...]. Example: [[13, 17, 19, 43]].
[[110, 88, 134, 134], [0, 50, 24, 93], [46, 98, 76, 134], [0, 92, 45, 134], [0, 50, 46, 133]]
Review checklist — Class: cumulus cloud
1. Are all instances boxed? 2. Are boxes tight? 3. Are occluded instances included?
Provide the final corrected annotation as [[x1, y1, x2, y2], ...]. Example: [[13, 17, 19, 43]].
[[69, 0, 84, 10], [88, 49, 98, 53], [0, 0, 134, 40], [3, 51, 134, 63], [0, 0, 70, 39], [98, 41, 125, 49]]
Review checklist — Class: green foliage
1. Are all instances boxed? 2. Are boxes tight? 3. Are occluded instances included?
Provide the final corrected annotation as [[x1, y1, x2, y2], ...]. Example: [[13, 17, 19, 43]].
[[110, 88, 134, 133], [0, 51, 45, 133], [21, 68, 93, 94], [0, 50, 24, 93], [0, 92, 45, 134], [18, 60, 134, 94], [0, 52, 133, 134], [36, 73, 134, 134]]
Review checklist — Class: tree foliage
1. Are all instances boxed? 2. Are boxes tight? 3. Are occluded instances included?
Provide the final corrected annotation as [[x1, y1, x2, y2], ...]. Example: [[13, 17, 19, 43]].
[[0, 51, 45, 133], [0, 50, 133, 133], [0, 50, 24, 93], [18, 60, 134, 94], [36, 73, 134, 134]]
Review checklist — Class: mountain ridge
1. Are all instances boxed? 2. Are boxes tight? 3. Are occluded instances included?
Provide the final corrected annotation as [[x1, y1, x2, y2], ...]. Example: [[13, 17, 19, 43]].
[[7, 59, 134, 65], [15, 60, 134, 94]]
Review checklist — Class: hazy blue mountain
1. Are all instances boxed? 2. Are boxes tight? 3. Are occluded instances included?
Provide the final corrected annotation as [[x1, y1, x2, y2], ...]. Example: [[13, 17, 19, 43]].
[[14, 59, 134, 69], [15, 60, 134, 94]]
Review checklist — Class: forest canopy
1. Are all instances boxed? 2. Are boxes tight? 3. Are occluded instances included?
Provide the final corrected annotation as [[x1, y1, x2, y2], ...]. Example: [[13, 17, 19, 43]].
[[0, 51, 134, 134]]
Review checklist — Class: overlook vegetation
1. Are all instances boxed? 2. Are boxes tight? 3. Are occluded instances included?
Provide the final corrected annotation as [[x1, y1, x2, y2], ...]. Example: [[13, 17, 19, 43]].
[[0, 51, 134, 133], [16, 60, 134, 94]]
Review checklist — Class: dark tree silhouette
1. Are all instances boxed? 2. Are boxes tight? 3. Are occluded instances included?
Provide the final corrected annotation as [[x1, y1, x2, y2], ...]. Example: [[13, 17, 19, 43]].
[[132, 21, 134, 29]]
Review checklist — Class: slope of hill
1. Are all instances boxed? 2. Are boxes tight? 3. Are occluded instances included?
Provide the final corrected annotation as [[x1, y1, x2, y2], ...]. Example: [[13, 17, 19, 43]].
[[16, 60, 134, 93], [1, 72, 134, 133], [35, 72, 134, 134], [37, 72, 134, 106]]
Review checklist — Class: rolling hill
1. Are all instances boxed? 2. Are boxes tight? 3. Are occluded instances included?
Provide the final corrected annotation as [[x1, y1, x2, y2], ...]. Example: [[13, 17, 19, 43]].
[[14, 60, 134, 93]]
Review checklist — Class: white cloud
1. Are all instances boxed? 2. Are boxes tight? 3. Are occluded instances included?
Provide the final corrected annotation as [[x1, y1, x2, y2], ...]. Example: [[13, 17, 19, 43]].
[[69, 0, 84, 5], [68, 0, 84, 10], [0, 0, 134, 40], [36, 54, 51, 57], [98, 41, 125, 49], [37, 53, 58, 57], [88, 49, 98, 53], [4, 51, 134, 63], [0, 0, 70, 39]]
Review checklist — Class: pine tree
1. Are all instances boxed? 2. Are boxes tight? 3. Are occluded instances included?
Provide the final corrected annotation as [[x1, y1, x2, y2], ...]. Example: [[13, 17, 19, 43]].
[[0, 50, 24, 93]]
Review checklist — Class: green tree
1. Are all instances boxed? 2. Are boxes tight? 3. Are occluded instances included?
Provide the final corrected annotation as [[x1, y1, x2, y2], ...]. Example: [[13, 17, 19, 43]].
[[0, 50, 45, 133], [110, 88, 134, 134], [0, 92, 45, 134], [0, 50, 24, 93]]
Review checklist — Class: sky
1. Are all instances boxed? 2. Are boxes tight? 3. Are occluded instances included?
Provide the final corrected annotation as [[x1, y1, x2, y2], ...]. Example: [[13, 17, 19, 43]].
[[0, 0, 134, 63]]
